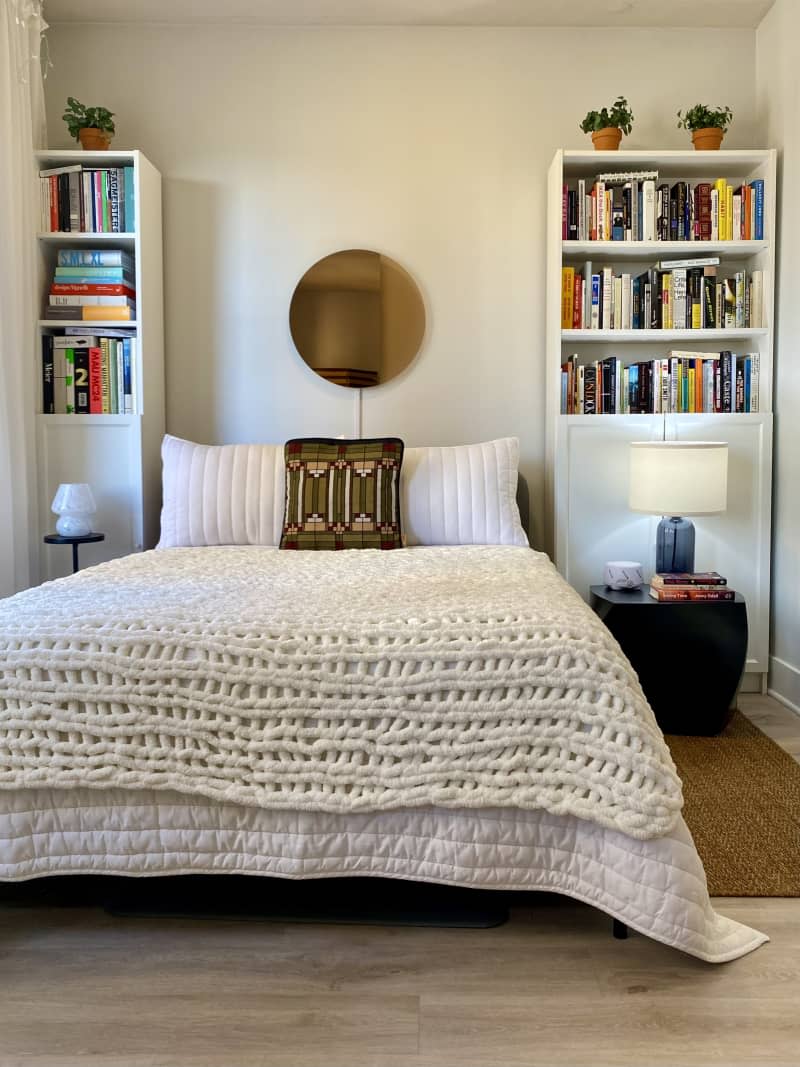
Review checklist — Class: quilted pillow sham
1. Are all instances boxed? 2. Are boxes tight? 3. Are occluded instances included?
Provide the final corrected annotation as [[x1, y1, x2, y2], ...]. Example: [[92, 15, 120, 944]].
[[157, 435, 285, 549], [280, 437, 404, 550], [401, 437, 528, 547]]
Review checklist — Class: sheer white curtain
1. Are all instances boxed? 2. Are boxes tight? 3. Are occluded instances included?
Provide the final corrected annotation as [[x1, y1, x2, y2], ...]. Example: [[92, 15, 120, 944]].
[[0, 0, 46, 596]]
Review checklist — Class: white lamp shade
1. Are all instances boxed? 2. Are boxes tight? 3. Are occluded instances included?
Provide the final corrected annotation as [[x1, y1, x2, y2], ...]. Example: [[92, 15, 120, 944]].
[[51, 483, 96, 515], [629, 442, 728, 515], [51, 483, 96, 536]]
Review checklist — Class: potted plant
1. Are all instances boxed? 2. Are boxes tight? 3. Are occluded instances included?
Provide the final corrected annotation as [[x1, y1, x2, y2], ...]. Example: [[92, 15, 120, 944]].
[[62, 97, 116, 150], [580, 96, 634, 151], [676, 105, 733, 150]]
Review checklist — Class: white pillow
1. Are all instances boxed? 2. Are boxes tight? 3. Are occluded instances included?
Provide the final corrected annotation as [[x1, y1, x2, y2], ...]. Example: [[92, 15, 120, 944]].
[[157, 434, 285, 548], [401, 437, 528, 547], [157, 434, 528, 549]]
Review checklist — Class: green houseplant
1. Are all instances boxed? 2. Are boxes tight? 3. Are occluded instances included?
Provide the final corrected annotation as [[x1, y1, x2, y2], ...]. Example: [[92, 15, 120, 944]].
[[62, 97, 116, 150], [580, 96, 634, 151], [677, 105, 733, 150]]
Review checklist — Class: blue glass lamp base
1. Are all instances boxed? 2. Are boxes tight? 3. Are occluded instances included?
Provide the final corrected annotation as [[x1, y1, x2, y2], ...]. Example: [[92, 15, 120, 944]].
[[656, 516, 695, 574]]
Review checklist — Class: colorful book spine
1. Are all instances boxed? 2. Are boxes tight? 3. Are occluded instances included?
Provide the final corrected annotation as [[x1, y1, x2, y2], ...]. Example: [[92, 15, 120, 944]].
[[57, 249, 133, 268], [41, 335, 54, 413], [652, 572, 727, 586], [73, 347, 90, 413], [649, 586, 735, 602], [88, 347, 103, 414]]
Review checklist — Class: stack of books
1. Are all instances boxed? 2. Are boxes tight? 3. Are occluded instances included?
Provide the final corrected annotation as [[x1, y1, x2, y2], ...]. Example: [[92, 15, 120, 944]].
[[45, 248, 136, 322], [562, 172, 765, 243], [39, 163, 135, 233], [649, 572, 735, 602], [561, 259, 765, 331]]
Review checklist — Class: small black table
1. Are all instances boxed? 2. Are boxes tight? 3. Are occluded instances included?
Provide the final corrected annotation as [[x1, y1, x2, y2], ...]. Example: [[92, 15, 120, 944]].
[[590, 584, 748, 736], [43, 533, 105, 574]]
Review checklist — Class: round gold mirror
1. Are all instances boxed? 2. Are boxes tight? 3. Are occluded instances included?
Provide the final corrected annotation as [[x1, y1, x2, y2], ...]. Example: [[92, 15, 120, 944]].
[[289, 249, 425, 388]]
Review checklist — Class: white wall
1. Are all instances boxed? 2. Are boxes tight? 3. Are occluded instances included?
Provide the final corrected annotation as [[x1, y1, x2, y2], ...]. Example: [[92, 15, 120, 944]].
[[43, 23, 758, 548], [756, 1, 800, 711]]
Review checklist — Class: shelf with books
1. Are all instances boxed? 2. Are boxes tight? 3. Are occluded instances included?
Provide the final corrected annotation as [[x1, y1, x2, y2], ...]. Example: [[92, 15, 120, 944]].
[[33, 148, 164, 582], [560, 350, 761, 416], [546, 147, 776, 688]]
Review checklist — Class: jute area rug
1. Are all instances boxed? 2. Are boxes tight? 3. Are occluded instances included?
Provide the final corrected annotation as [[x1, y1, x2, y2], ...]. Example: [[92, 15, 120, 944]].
[[666, 711, 800, 897]]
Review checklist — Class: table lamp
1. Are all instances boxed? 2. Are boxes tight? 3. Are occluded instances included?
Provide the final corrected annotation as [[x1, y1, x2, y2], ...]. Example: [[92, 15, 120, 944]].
[[628, 442, 728, 574], [51, 483, 96, 537]]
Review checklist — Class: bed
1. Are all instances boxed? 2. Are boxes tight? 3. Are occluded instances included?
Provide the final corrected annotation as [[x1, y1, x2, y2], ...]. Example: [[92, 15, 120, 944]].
[[0, 536, 766, 963]]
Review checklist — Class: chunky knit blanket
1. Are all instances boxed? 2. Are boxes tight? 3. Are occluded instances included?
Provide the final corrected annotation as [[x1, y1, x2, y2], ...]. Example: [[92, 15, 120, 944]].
[[0, 546, 682, 839]]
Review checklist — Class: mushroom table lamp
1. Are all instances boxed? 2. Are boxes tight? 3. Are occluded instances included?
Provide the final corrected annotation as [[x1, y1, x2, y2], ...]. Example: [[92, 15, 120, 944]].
[[628, 442, 728, 574], [51, 483, 97, 537]]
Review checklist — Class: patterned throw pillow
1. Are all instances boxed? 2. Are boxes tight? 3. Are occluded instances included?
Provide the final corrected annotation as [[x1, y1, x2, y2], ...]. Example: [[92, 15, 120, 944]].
[[280, 438, 404, 550]]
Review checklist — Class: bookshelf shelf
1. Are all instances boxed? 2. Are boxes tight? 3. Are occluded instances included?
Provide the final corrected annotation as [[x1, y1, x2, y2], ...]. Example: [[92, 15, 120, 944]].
[[562, 240, 767, 260], [33, 148, 164, 582], [36, 413, 138, 426], [562, 328, 768, 342], [39, 319, 139, 329], [37, 232, 137, 248], [546, 148, 776, 687]]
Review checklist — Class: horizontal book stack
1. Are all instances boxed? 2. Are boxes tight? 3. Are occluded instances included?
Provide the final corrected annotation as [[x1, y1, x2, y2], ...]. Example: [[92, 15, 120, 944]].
[[562, 172, 765, 242], [39, 164, 135, 233], [42, 329, 136, 415], [649, 572, 735, 602], [561, 259, 765, 331], [44, 248, 136, 322], [560, 350, 759, 414]]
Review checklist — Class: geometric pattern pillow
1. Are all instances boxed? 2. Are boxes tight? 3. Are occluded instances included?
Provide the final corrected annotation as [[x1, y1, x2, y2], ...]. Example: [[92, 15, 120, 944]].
[[280, 437, 404, 550]]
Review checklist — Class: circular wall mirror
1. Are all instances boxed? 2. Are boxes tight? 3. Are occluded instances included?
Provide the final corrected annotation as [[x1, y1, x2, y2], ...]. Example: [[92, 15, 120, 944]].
[[289, 249, 425, 388]]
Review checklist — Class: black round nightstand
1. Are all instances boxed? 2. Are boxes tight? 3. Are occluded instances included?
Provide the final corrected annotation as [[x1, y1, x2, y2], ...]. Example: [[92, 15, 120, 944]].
[[43, 533, 105, 574], [590, 584, 748, 736]]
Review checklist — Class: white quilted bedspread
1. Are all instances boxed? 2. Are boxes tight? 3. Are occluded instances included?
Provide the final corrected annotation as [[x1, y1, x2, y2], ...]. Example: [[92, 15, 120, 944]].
[[0, 546, 682, 839]]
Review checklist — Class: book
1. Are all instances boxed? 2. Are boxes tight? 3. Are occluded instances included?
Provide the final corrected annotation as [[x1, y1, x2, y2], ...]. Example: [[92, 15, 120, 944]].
[[41, 335, 54, 413], [649, 586, 735, 602], [561, 267, 575, 329], [57, 248, 133, 268], [594, 170, 658, 184], [82, 305, 135, 321], [54, 266, 134, 281], [88, 347, 103, 414], [73, 347, 90, 413], [658, 256, 720, 270], [651, 572, 727, 586], [49, 295, 137, 308], [51, 283, 137, 299]]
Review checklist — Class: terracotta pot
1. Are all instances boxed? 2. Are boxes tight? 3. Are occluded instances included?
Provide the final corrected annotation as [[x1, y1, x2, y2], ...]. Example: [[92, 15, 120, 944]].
[[78, 127, 112, 150], [591, 127, 622, 151], [691, 127, 724, 151]]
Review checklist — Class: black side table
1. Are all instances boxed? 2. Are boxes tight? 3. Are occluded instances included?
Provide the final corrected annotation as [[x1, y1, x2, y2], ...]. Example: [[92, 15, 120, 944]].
[[590, 585, 748, 736], [43, 533, 105, 574]]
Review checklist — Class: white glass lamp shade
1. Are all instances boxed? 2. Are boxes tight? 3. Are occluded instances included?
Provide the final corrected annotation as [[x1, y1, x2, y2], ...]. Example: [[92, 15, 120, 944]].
[[629, 442, 728, 516], [51, 483, 96, 536]]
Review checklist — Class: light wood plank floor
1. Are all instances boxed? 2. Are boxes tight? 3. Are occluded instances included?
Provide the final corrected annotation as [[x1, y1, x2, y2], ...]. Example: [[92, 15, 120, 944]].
[[1, 693, 798, 1067]]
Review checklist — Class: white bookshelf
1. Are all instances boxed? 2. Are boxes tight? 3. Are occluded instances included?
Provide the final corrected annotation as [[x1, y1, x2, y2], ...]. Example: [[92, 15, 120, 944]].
[[546, 148, 777, 687], [34, 149, 165, 581]]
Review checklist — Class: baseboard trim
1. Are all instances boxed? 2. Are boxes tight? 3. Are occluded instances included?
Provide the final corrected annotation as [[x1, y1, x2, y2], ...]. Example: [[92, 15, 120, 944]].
[[768, 655, 800, 716]]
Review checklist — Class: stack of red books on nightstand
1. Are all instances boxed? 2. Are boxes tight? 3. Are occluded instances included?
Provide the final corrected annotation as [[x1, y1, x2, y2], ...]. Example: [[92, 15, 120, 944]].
[[649, 572, 735, 602]]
